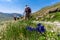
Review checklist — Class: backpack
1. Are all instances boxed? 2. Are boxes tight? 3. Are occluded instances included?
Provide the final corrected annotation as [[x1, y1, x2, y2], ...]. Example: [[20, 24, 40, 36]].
[[25, 7, 31, 13]]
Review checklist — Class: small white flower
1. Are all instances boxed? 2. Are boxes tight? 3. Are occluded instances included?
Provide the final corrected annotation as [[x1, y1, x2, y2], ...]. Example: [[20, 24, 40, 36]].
[[51, 30, 54, 33], [0, 36, 2, 39]]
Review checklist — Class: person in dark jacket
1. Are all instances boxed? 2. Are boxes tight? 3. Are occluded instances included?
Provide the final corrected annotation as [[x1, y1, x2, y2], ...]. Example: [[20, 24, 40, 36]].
[[24, 5, 31, 20]]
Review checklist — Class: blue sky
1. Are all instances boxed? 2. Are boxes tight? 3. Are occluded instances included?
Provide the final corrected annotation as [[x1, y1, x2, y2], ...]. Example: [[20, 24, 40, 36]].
[[0, 0, 60, 14]]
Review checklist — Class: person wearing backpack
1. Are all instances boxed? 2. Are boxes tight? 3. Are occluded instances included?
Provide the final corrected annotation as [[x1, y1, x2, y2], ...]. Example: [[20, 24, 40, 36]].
[[24, 5, 31, 20]]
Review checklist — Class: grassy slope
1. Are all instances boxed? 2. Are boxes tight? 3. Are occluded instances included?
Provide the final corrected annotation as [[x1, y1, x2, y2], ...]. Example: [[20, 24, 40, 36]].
[[40, 12, 60, 22], [32, 3, 60, 18], [0, 20, 60, 40], [32, 3, 60, 22], [47, 12, 60, 21]]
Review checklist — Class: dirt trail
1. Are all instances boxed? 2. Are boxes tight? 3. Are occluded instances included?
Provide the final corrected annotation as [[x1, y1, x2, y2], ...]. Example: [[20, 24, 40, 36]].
[[33, 21, 60, 27], [0, 20, 60, 31], [0, 20, 60, 32]]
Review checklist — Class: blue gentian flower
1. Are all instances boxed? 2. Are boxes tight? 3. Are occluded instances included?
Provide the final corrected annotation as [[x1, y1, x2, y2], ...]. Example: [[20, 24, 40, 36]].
[[36, 23, 45, 33], [40, 26, 45, 33], [26, 23, 46, 34], [26, 26, 35, 31]]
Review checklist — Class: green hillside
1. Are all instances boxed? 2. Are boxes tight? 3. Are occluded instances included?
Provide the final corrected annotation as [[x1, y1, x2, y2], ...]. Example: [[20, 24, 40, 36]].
[[43, 12, 60, 22], [32, 3, 60, 22]]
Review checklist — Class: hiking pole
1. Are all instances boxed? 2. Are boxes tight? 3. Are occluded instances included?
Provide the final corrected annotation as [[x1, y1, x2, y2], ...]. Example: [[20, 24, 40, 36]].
[[23, 12, 26, 20]]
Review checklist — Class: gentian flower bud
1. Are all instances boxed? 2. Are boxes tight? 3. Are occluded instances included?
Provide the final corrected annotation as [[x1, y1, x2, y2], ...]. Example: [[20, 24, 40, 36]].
[[37, 23, 41, 26]]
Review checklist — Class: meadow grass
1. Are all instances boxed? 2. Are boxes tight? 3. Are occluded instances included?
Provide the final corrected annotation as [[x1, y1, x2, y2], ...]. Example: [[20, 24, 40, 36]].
[[36, 12, 60, 22], [0, 20, 60, 40], [44, 12, 60, 22]]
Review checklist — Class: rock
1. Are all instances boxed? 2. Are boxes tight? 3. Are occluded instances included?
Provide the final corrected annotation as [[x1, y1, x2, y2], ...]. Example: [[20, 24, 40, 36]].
[[36, 16, 43, 20], [57, 8, 60, 12], [49, 8, 58, 13], [51, 15, 55, 18]]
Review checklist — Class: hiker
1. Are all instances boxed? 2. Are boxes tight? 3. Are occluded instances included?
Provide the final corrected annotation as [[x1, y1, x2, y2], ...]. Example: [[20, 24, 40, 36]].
[[13, 14, 16, 21], [24, 5, 31, 20]]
